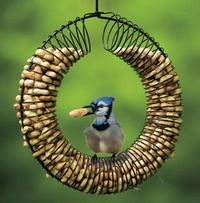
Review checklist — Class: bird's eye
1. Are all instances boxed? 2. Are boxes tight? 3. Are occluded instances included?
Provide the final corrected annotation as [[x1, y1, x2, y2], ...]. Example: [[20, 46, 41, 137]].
[[98, 104, 104, 108]]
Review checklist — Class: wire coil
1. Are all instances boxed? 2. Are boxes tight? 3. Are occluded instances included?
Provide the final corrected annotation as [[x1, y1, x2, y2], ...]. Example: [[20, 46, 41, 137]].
[[14, 12, 182, 194]]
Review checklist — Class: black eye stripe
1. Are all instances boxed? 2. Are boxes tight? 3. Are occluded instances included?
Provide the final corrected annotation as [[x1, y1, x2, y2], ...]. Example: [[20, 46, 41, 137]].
[[98, 105, 109, 108]]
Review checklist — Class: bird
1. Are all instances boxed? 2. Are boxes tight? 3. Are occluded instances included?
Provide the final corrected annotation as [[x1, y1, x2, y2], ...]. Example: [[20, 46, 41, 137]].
[[81, 96, 124, 163]]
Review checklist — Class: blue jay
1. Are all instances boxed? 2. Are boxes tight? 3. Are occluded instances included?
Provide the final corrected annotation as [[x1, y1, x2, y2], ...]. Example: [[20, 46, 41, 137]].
[[81, 97, 124, 162]]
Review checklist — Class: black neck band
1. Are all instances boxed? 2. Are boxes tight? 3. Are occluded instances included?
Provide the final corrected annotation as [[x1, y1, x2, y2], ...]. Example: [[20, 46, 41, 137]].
[[92, 122, 110, 131]]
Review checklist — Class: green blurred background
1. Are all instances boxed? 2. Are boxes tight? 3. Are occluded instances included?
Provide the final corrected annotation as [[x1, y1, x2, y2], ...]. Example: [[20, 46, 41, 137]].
[[1, 0, 200, 202]]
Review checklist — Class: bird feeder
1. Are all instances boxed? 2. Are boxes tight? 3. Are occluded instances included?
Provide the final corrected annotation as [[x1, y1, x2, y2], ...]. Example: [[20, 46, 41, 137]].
[[14, 0, 183, 194]]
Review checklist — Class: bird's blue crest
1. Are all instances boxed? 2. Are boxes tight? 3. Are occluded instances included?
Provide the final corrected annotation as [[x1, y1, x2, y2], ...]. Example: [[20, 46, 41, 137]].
[[91, 97, 115, 106]]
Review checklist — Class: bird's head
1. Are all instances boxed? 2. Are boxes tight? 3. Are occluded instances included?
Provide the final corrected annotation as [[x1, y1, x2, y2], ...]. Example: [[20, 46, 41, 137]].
[[83, 96, 115, 118]]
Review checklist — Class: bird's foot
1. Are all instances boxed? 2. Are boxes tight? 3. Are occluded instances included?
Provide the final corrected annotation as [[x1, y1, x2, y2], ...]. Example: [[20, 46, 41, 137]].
[[111, 153, 117, 162], [91, 154, 97, 164]]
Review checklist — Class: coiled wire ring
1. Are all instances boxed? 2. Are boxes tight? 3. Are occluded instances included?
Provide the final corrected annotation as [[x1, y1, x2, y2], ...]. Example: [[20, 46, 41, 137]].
[[14, 12, 182, 194]]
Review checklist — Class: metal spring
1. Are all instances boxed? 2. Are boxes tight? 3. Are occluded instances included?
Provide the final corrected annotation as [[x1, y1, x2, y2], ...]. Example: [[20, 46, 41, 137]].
[[15, 11, 183, 194]]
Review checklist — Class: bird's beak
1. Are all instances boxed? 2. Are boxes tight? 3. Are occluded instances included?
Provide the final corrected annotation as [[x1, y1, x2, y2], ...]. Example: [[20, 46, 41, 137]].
[[82, 105, 95, 116]]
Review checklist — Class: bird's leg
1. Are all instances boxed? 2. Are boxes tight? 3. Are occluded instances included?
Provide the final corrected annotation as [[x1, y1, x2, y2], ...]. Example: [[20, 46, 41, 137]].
[[91, 154, 97, 164], [111, 153, 116, 162]]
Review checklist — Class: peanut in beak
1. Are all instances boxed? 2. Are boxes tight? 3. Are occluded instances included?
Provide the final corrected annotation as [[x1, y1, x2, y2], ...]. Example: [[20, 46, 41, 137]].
[[69, 108, 89, 118]]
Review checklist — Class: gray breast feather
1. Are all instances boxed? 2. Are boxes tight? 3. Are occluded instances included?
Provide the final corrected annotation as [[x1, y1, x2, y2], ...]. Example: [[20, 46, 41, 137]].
[[84, 124, 124, 154]]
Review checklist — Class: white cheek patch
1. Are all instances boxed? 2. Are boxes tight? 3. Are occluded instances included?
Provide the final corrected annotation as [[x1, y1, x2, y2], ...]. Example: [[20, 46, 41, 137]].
[[101, 106, 109, 112], [95, 107, 109, 116]]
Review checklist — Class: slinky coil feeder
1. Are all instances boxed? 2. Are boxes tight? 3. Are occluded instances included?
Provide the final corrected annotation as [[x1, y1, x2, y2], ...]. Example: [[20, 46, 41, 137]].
[[14, 0, 183, 194]]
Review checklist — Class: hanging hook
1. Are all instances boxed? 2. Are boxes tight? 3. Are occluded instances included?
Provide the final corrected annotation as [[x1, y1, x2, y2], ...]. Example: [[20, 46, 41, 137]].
[[84, 0, 104, 18], [95, 0, 99, 13]]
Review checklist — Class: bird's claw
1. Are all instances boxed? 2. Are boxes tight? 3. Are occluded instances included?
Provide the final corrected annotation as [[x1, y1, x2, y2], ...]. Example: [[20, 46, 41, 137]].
[[111, 153, 116, 162], [91, 154, 97, 164]]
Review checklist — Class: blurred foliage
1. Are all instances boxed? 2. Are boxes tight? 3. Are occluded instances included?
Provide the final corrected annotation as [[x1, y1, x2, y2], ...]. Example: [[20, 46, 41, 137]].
[[1, 0, 200, 202]]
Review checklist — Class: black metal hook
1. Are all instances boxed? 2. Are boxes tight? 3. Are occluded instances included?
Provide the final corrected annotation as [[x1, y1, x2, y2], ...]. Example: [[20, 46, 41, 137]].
[[95, 0, 99, 13]]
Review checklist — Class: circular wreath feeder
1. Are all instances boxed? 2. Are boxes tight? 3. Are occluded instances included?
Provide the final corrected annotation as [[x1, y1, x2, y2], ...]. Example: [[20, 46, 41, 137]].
[[14, 3, 183, 194]]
